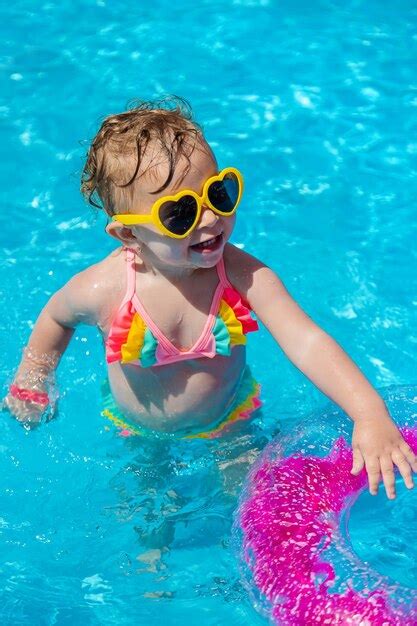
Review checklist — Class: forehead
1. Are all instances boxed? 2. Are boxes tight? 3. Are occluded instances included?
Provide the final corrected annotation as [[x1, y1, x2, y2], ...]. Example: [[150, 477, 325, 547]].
[[129, 139, 218, 212]]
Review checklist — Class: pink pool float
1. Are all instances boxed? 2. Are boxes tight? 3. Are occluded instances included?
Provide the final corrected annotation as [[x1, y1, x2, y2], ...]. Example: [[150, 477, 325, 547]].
[[235, 386, 417, 625]]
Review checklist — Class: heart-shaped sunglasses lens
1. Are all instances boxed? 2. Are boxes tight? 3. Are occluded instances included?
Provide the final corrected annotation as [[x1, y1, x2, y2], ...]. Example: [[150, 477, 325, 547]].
[[207, 172, 240, 214], [159, 195, 198, 235]]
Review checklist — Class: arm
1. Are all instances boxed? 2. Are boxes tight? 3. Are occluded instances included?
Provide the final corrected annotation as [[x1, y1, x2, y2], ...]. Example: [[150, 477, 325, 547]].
[[4, 265, 104, 424], [225, 246, 417, 498], [6, 310, 73, 422]]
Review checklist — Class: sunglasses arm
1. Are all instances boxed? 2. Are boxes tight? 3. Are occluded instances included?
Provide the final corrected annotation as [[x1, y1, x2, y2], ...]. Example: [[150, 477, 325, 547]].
[[112, 215, 154, 226]]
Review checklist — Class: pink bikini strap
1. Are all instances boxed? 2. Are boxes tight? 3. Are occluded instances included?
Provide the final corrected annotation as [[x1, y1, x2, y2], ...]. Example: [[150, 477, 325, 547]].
[[216, 257, 232, 288], [124, 248, 137, 301]]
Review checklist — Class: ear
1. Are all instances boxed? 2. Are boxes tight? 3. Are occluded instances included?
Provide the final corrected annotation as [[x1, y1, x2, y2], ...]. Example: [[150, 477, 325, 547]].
[[106, 221, 138, 245]]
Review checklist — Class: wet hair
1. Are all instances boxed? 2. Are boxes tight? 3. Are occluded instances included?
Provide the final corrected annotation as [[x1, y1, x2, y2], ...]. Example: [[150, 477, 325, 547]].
[[81, 96, 203, 216]]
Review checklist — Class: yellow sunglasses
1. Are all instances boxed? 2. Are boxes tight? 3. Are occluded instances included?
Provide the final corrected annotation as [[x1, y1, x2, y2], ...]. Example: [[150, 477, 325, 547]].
[[112, 167, 243, 239]]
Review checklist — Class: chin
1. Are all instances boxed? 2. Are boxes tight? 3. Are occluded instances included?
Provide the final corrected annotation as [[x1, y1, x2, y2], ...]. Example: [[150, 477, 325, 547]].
[[191, 245, 226, 268]]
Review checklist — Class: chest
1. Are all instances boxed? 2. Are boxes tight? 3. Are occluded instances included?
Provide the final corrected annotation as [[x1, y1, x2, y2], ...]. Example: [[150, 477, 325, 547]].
[[135, 273, 222, 350], [104, 262, 257, 368]]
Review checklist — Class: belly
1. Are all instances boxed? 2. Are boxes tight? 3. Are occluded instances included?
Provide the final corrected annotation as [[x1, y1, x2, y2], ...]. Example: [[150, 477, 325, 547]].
[[106, 346, 247, 434]]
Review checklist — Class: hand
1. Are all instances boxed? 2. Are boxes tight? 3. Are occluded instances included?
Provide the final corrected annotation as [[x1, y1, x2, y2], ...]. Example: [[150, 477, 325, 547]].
[[351, 415, 417, 499], [3, 393, 45, 425]]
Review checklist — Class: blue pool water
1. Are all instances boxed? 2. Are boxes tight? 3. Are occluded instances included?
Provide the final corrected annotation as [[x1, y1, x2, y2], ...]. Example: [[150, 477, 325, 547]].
[[1, 0, 417, 624]]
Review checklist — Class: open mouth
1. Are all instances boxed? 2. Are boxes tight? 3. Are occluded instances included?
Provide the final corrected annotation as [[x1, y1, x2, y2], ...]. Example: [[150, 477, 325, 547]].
[[190, 233, 223, 253]]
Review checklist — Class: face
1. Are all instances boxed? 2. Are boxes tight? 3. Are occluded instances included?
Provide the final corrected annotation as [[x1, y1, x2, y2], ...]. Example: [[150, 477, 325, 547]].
[[106, 139, 237, 273]]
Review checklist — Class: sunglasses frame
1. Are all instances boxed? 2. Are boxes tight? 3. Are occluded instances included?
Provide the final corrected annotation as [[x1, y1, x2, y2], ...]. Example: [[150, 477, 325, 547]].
[[112, 167, 243, 239]]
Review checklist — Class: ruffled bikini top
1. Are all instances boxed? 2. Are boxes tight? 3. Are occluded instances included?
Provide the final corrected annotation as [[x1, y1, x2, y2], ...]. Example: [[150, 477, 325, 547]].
[[105, 249, 258, 368]]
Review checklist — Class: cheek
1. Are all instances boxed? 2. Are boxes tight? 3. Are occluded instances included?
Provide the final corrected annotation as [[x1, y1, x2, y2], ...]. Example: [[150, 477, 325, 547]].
[[135, 226, 175, 255], [144, 236, 187, 261], [222, 214, 236, 236]]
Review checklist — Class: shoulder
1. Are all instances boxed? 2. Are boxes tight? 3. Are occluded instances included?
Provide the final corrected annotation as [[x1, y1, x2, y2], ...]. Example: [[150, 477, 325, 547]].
[[223, 244, 283, 294], [223, 243, 266, 276], [66, 248, 124, 289], [51, 248, 127, 327]]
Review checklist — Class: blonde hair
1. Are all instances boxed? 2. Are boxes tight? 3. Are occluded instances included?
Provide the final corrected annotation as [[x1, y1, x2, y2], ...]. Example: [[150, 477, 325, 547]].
[[81, 96, 202, 216]]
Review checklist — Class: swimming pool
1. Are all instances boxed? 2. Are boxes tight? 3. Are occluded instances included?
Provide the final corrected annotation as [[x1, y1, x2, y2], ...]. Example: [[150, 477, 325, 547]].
[[1, 0, 416, 623]]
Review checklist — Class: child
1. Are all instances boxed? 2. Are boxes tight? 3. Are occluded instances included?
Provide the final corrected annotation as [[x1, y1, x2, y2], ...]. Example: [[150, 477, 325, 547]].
[[4, 97, 417, 500]]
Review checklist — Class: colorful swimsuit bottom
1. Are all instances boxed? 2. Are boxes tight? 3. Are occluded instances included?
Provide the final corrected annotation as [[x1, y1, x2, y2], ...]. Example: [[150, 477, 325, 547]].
[[102, 248, 261, 438]]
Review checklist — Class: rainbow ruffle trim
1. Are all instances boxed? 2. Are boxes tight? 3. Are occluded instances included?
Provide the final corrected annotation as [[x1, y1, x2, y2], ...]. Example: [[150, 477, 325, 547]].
[[106, 286, 258, 367]]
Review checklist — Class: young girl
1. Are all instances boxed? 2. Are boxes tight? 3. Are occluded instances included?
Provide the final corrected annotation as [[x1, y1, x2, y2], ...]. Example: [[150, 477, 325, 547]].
[[4, 98, 417, 500]]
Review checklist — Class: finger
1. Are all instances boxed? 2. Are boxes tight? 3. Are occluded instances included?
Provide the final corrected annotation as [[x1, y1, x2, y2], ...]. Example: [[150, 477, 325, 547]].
[[380, 457, 396, 499], [399, 441, 417, 473], [13, 400, 43, 423], [392, 450, 414, 489], [365, 459, 381, 495], [16, 411, 41, 424], [351, 447, 365, 475], [2, 396, 12, 411]]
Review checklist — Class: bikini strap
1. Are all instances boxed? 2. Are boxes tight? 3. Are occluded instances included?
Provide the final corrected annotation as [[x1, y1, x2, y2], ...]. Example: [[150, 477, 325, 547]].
[[216, 256, 232, 288], [124, 247, 137, 300], [216, 257, 256, 312]]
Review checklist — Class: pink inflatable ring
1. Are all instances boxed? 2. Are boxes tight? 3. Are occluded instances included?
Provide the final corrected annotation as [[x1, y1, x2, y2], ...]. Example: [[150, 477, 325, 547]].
[[235, 386, 417, 625]]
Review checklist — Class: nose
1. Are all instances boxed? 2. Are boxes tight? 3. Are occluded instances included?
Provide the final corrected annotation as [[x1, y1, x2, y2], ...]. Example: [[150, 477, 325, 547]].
[[198, 204, 218, 229]]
